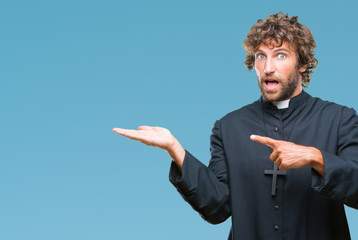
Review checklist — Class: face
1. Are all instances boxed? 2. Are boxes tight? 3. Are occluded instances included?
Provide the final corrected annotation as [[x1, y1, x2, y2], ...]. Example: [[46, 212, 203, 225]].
[[254, 41, 306, 102]]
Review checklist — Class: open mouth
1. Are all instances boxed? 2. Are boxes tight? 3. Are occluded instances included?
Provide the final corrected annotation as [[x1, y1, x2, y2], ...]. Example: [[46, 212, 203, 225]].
[[264, 79, 279, 91]]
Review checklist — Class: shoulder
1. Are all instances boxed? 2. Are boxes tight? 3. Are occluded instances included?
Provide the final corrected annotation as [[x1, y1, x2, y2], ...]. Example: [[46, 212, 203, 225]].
[[309, 96, 357, 116], [210, 100, 262, 137], [306, 95, 358, 128], [217, 100, 262, 125]]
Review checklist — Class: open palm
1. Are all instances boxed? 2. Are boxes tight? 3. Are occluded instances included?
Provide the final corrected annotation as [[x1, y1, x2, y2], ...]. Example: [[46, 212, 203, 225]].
[[112, 126, 175, 150]]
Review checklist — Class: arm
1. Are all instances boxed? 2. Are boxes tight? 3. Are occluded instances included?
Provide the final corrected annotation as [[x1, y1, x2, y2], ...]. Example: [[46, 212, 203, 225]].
[[113, 122, 232, 223], [311, 107, 358, 209], [169, 120, 231, 224], [250, 107, 358, 209], [112, 126, 185, 171], [250, 135, 325, 176]]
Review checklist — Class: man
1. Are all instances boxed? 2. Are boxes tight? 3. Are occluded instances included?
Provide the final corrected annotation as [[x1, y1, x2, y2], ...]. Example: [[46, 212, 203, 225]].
[[113, 12, 358, 240]]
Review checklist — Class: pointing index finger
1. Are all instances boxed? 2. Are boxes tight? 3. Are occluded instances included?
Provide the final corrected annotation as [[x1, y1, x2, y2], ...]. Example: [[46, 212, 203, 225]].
[[250, 135, 278, 149]]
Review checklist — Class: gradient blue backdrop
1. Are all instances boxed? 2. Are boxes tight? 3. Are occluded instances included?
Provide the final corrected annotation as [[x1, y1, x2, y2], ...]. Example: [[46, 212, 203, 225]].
[[2, 0, 357, 239]]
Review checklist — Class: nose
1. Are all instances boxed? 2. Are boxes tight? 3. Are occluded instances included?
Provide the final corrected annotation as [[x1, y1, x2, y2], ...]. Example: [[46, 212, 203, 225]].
[[264, 58, 275, 75]]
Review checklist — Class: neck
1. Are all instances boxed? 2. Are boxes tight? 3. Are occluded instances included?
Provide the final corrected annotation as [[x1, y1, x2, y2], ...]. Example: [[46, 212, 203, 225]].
[[290, 86, 303, 100]]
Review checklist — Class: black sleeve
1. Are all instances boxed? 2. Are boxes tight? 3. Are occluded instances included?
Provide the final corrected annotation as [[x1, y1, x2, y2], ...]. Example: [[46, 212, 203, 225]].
[[312, 107, 358, 209], [169, 120, 231, 224]]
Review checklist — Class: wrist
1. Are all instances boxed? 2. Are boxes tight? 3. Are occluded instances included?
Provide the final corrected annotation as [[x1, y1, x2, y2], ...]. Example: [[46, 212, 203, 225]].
[[168, 138, 183, 158], [310, 147, 325, 176], [167, 138, 185, 172]]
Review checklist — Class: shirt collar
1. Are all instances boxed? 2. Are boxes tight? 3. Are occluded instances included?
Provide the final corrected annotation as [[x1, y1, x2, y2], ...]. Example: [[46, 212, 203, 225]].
[[274, 99, 290, 109], [259, 90, 310, 110]]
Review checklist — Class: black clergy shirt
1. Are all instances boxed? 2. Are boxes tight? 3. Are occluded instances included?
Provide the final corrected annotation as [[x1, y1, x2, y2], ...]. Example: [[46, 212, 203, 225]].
[[169, 91, 358, 240]]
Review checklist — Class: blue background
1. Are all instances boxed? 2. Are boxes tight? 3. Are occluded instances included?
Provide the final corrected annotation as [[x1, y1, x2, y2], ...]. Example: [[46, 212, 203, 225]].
[[2, 0, 357, 239]]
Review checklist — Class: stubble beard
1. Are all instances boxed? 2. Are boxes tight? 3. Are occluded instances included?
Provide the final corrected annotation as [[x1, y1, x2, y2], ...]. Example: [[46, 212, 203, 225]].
[[258, 68, 300, 103]]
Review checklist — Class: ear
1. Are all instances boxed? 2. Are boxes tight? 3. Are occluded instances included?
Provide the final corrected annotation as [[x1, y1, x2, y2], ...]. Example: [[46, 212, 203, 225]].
[[299, 65, 307, 73]]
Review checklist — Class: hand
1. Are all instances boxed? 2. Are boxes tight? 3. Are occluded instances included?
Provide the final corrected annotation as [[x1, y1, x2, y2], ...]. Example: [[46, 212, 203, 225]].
[[113, 126, 176, 150], [112, 126, 185, 171], [250, 135, 324, 176]]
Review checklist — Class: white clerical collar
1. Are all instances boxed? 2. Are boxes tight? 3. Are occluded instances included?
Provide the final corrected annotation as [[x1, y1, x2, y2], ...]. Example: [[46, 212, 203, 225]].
[[274, 99, 290, 109]]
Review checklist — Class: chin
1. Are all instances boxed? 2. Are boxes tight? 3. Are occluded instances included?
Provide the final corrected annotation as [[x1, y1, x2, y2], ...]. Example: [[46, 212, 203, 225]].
[[262, 92, 280, 102]]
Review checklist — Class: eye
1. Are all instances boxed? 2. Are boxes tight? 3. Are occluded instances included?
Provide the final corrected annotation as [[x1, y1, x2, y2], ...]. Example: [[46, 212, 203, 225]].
[[278, 53, 286, 59], [256, 54, 265, 60]]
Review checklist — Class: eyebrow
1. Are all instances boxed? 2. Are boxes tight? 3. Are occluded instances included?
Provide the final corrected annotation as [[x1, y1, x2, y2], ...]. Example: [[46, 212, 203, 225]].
[[255, 48, 290, 54]]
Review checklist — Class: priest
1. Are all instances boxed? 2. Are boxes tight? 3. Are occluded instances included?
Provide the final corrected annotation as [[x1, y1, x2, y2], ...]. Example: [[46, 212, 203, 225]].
[[113, 12, 358, 240]]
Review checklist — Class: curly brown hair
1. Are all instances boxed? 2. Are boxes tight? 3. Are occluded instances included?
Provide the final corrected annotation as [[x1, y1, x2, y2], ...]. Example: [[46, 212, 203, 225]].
[[243, 12, 318, 87]]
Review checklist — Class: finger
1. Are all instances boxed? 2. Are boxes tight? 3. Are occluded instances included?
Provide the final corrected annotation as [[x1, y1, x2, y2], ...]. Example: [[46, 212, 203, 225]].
[[279, 165, 288, 171], [112, 128, 128, 134], [250, 135, 278, 149], [270, 150, 278, 161], [112, 128, 144, 140], [274, 158, 282, 168], [138, 126, 152, 130], [277, 160, 288, 171]]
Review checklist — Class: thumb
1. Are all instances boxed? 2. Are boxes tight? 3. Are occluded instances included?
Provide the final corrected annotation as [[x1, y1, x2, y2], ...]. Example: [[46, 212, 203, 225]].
[[138, 126, 153, 130]]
